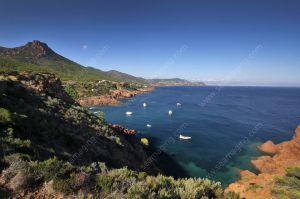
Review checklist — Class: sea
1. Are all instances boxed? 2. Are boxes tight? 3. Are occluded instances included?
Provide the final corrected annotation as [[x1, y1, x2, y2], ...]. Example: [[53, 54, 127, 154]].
[[89, 86, 300, 186]]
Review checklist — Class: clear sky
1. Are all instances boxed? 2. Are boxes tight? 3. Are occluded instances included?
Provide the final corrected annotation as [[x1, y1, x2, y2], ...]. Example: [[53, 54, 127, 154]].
[[0, 0, 299, 86]]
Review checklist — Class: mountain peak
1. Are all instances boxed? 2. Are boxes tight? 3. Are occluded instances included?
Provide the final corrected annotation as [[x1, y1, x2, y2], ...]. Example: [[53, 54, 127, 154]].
[[0, 40, 56, 62], [25, 40, 54, 57]]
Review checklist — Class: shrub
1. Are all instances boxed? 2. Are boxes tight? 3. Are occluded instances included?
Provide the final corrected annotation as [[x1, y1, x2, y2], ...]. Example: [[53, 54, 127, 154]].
[[286, 167, 300, 178], [271, 168, 300, 199], [64, 84, 78, 99], [0, 108, 12, 125], [247, 183, 263, 191], [138, 172, 147, 180], [96, 174, 114, 193], [224, 191, 241, 199], [38, 157, 74, 181], [141, 138, 149, 146]]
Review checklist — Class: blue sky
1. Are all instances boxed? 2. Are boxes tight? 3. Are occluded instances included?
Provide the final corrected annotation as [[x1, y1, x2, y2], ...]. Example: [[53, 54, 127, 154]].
[[0, 0, 300, 85]]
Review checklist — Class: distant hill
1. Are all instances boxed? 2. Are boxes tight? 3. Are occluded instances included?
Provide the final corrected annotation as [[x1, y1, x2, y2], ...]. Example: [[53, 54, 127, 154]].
[[105, 69, 146, 83], [0, 40, 205, 85], [148, 78, 205, 86]]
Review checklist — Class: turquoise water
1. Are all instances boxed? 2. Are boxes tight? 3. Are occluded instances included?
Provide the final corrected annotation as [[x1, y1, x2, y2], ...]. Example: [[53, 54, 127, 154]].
[[90, 86, 300, 186]]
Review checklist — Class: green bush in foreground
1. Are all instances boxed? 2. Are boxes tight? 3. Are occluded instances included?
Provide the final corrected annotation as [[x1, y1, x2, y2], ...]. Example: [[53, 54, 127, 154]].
[[1, 154, 226, 198]]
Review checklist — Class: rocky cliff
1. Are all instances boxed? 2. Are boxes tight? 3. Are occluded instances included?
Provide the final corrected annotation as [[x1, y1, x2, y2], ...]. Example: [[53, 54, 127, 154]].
[[226, 125, 300, 199]]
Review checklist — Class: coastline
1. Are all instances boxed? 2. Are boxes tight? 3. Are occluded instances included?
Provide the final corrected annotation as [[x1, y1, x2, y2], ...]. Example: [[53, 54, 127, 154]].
[[77, 86, 155, 106], [226, 125, 300, 199]]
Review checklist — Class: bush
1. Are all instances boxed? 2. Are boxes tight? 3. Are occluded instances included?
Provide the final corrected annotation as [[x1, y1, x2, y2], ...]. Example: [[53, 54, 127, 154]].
[[141, 138, 149, 146], [271, 167, 300, 199], [286, 167, 300, 178], [36, 157, 75, 181], [96, 174, 114, 193], [64, 84, 78, 99], [0, 108, 12, 125], [224, 191, 241, 199]]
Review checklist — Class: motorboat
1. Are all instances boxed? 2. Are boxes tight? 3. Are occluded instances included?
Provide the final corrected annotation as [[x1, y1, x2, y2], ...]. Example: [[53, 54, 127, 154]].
[[179, 134, 191, 140], [126, 111, 133, 116]]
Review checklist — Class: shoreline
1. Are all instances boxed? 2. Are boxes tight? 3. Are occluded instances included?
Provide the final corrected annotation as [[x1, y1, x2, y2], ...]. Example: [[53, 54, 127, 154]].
[[226, 125, 300, 198], [77, 86, 155, 107], [76, 84, 207, 107]]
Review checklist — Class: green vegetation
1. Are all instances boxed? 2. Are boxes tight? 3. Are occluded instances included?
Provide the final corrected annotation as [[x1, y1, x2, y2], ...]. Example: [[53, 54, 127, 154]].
[[141, 138, 149, 146], [0, 108, 12, 125], [2, 154, 225, 198], [271, 166, 300, 199], [247, 183, 263, 191], [0, 58, 118, 82]]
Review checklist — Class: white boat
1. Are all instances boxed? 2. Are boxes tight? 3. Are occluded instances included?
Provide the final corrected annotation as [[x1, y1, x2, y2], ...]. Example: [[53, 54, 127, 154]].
[[176, 102, 181, 106], [89, 107, 97, 110], [143, 103, 147, 107], [126, 111, 133, 116], [146, 124, 151, 127], [168, 110, 173, 115], [179, 134, 191, 140]]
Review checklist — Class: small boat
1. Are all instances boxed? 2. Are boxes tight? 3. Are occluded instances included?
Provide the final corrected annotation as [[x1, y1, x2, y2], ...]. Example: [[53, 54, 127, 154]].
[[146, 124, 151, 127], [179, 134, 191, 140], [168, 110, 173, 115], [126, 111, 133, 116], [176, 102, 181, 106], [89, 107, 97, 110], [143, 103, 147, 107]]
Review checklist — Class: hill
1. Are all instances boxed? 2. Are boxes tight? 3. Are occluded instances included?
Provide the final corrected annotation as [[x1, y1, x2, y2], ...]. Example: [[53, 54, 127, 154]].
[[148, 78, 205, 86], [0, 41, 205, 85], [0, 41, 142, 82]]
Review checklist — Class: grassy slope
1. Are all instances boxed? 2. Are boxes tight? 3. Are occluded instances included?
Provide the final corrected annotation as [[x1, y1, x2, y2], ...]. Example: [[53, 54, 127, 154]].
[[0, 58, 119, 82]]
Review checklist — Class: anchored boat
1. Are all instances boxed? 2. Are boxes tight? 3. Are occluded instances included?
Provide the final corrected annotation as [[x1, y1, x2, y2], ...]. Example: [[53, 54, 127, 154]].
[[179, 134, 191, 140]]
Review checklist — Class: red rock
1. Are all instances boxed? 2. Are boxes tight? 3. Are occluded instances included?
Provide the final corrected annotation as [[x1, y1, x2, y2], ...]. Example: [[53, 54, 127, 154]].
[[109, 124, 136, 135], [226, 125, 300, 199], [258, 140, 277, 154]]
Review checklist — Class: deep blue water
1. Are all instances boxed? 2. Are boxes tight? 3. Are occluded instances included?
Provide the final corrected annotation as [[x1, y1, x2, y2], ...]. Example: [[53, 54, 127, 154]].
[[90, 86, 300, 186]]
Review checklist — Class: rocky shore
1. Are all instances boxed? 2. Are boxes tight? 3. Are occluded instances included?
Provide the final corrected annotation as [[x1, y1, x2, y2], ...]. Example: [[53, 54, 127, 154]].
[[226, 125, 300, 199], [77, 87, 154, 106]]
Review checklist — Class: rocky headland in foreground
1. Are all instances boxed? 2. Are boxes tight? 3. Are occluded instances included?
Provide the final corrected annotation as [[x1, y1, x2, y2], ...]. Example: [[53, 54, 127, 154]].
[[0, 72, 225, 199], [226, 125, 300, 199]]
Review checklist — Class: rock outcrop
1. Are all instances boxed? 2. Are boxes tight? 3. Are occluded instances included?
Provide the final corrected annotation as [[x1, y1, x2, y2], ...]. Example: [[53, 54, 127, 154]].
[[1, 71, 75, 104], [226, 125, 300, 199], [110, 124, 137, 135], [0, 40, 55, 62]]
